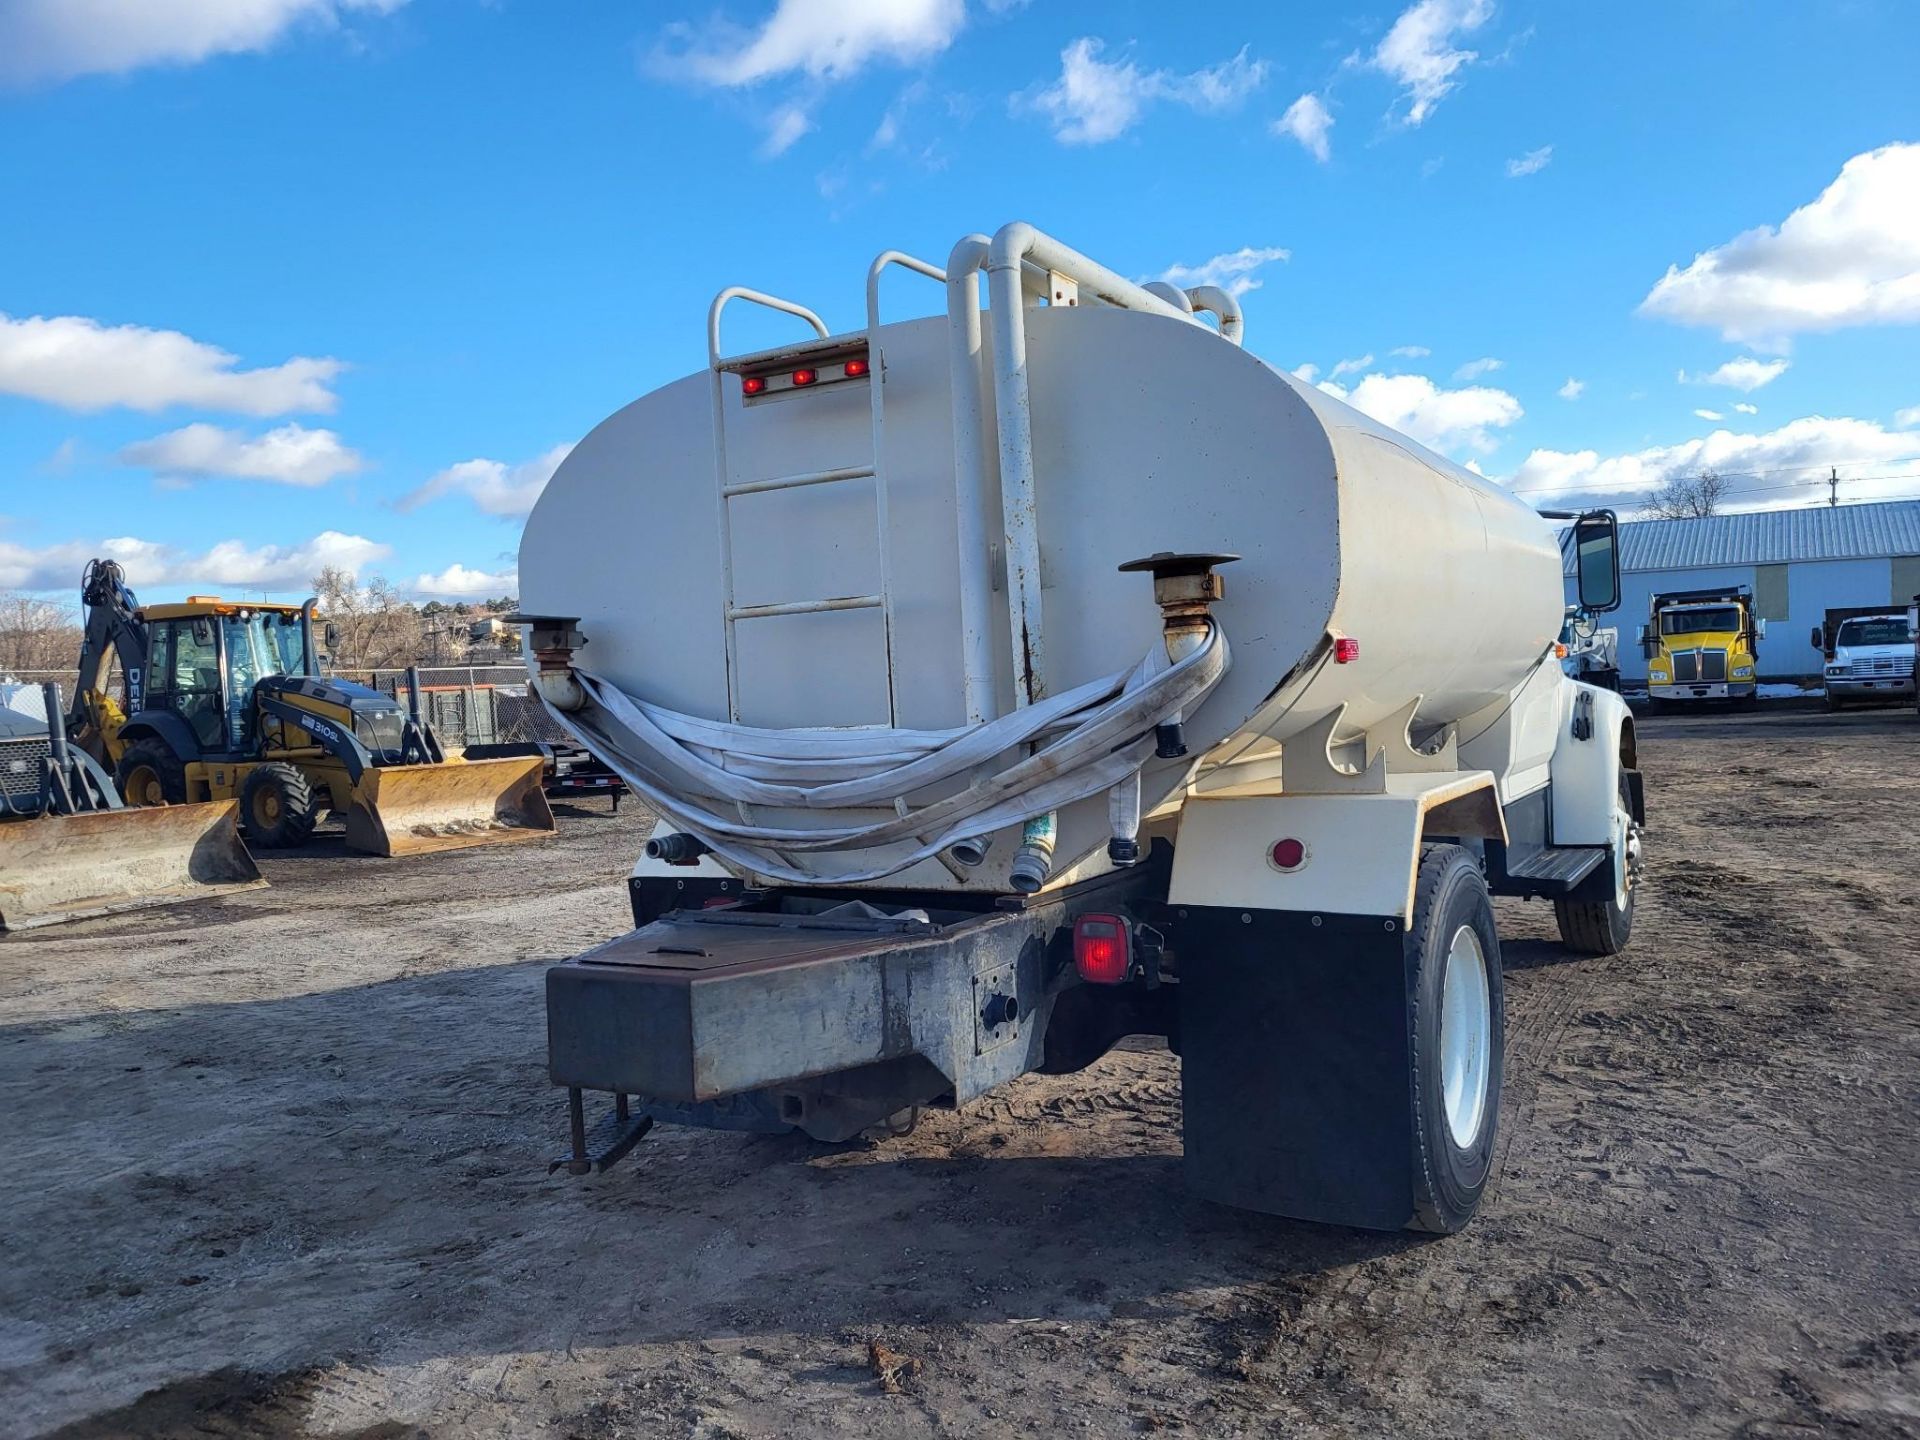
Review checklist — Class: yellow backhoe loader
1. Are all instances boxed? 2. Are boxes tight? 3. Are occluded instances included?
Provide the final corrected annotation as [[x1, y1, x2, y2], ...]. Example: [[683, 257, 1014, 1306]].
[[1, 681, 262, 931], [65, 560, 554, 858]]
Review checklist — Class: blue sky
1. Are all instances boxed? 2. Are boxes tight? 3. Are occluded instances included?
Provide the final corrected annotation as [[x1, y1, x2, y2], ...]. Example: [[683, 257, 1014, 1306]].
[[2, 0, 1917, 605]]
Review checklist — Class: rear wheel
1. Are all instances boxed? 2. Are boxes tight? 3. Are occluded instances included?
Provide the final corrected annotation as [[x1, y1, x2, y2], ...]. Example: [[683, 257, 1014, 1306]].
[[240, 763, 319, 847], [1407, 844, 1505, 1234], [116, 739, 188, 807]]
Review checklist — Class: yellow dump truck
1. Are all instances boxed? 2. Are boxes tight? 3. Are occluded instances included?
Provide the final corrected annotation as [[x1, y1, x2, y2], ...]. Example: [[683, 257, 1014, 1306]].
[[1639, 585, 1764, 706], [65, 559, 554, 857]]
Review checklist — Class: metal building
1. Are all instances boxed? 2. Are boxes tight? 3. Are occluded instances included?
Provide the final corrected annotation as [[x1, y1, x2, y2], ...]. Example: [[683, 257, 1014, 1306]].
[[1562, 499, 1920, 681]]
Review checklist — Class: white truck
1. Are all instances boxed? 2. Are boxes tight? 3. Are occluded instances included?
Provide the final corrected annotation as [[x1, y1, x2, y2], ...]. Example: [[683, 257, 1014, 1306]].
[[517, 223, 1643, 1235], [1814, 610, 1916, 709]]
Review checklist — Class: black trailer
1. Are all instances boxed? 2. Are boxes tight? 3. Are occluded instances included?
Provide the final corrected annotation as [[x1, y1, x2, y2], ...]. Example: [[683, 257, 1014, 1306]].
[[464, 739, 627, 810]]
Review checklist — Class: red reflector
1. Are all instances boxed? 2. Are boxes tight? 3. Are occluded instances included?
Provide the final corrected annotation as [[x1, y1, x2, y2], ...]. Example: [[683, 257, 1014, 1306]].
[[791, 367, 817, 387], [741, 375, 766, 396], [1073, 913, 1130, 985], [844, 357, 870, 378], [1270, 837, 1307, 871], [1333, 636, 1360, 664]]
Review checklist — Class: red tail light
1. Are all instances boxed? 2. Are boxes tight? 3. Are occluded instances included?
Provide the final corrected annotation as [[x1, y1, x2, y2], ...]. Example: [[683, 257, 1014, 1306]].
[[791, 367, 818, 387], [844, 357, 870, 378], [1073, 913, 1131, 985], [741, 375, 767, 396], [1333, 636, 1360, 664]]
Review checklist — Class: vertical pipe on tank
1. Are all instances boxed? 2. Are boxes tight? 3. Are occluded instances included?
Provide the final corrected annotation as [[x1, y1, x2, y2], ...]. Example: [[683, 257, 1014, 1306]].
[[944, 234, 996, 727], [984, 250, 1046, 710]]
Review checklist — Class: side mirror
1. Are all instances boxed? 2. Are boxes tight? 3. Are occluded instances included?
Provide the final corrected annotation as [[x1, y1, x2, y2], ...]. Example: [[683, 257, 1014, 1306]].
[[324, 621, 341, 650], [1572, 511, 1621, 615], [1754, 618, 1767, 641], [1810, 626, 1823, 650]]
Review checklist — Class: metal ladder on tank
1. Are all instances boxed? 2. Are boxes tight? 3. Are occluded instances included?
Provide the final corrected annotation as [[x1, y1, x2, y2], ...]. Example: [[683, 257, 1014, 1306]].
[[704, 254, 949, 728]]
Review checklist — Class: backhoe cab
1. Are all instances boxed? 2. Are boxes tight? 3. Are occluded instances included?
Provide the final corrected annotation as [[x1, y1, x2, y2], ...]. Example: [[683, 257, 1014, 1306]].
[[71, 563, 554, 858]]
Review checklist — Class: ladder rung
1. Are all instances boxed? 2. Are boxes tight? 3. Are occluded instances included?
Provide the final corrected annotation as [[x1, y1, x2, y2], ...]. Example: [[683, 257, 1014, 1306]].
[[728, 595, 883, 621], [724, 465, 874, 498]]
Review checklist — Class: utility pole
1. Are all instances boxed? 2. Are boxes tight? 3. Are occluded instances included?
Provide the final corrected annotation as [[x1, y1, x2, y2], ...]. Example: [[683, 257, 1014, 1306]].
[[1828, 467, 1840, 507]]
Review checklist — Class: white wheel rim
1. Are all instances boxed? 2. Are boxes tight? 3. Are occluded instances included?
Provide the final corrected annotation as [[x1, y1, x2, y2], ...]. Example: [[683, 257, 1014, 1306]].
[[1439, 923, 1492, 1149]]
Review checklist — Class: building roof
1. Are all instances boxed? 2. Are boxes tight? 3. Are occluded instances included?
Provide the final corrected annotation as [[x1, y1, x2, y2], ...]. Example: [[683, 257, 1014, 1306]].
[[1562, 499, 1920, 576]]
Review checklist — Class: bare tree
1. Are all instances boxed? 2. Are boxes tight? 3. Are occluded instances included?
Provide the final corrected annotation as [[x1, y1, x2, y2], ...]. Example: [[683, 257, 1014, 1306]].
[[1642, 471, 1729, 520], [0, 592, 82, 673], [311, 567, 425, 671]]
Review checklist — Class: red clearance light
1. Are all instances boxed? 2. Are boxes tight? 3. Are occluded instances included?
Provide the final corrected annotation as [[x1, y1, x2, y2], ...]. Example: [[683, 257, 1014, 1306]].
[[1270, 837, 1307, 872], [791, 367, 818, 387], [1333, 636, 1360, 664], [1073, 913, 1131, 985], [741, 375, 767, 396], [844, 357, 870, 379]]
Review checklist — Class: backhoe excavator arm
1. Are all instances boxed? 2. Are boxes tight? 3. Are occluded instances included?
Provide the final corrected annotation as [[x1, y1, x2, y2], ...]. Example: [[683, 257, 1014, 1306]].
[[68, 559, 149, 749]]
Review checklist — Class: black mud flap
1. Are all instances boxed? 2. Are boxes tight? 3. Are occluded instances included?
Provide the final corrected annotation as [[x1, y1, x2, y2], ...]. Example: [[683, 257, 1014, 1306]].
[[1174, 907, 1415, 1230]]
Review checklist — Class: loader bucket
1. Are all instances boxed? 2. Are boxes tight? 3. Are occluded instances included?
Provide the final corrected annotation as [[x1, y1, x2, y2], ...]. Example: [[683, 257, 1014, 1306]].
[[343, 755, 556, 858], [0, 800, 265, 933]]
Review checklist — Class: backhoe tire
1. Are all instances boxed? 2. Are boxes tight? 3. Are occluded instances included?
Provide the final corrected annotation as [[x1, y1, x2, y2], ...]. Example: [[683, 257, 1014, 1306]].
[[116, 740, 189, 807], [240, 763, 319, 848]]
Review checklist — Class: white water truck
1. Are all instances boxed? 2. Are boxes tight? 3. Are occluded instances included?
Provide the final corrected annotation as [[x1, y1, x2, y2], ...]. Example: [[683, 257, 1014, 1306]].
[[518, 223, 1643, 1234]]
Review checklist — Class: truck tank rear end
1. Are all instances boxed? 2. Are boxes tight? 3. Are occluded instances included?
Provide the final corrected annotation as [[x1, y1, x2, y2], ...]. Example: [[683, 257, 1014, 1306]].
[[522, 224, 1639, 1235]]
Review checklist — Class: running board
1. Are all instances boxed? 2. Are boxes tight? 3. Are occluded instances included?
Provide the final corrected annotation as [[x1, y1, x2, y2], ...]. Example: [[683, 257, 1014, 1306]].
[[1487, 844, 1608, 899]]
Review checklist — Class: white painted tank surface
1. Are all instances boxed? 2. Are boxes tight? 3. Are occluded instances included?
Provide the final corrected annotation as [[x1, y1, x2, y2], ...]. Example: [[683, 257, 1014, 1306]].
[[520, 291, 1563, 891]]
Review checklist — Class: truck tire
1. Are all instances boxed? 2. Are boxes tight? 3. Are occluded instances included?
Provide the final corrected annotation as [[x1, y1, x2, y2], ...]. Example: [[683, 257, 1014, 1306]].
[[116, 739, 189, 807], [1553, 774, 1640, 955], [1406, 844, 1506, 1234], [240, 763, 319, 847]]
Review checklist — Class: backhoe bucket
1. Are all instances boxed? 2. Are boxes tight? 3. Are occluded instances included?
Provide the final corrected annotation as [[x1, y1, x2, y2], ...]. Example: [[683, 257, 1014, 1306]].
[[0, 800, 265, 932], [344, 755, 556, 858]]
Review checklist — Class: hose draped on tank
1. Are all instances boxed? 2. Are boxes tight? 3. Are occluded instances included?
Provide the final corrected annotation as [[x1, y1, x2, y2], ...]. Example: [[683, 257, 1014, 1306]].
[[539, 620, 1230, 886]]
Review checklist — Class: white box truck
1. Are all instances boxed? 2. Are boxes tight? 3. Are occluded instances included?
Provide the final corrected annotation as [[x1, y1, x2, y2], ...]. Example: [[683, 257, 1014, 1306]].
[[516, 224, 1643, 1234]]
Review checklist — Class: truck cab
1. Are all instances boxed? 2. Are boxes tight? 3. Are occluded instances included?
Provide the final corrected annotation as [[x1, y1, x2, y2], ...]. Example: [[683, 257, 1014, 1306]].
[[1815, 612, 1915, 709], [1641, 586, 1763, 705]]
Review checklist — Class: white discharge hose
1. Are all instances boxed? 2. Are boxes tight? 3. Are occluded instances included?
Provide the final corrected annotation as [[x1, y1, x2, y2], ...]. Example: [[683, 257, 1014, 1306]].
[[540, 620, 1230, 887]]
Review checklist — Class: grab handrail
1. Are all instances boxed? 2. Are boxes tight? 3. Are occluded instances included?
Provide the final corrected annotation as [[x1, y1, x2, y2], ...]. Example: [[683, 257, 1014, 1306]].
[[865, 250, 948, 335], [707, 286, 830, 369]]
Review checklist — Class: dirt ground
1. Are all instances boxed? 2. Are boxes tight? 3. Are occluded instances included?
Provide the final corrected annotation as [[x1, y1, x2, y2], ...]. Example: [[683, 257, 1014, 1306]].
[[3, 708, 1918, 1439]]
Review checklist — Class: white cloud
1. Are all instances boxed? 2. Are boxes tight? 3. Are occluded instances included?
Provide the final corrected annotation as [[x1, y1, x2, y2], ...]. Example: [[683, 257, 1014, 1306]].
[[1369, 0, 1494, 126], [1679, 356, 1789, 392], [1733, 402, 1758, 414], [0, 529, 388, 594], [1505, 144, 1552, 178], [1390, 345, 1431, 359], [1639, 143, 1920, 349], [412, 563, 517, 600], [1693, 408, 1724, 422], [1273, 93, 1332, 162], [1453, 356, 1504, 380], [1508, 413, 1920, 510], [1558, 377, 1585, 400], [659, 0, 964, 87], [119, 422, 363, 487], [0, 311, 342, 415], [1898, 404, 1920, 428], [1330, 353, 1375, 379], [1317, 371, 1523, 455], [398, 444, 574, 518], [1021, 38, 1266, 145], [761, 103, 813, 156], [1292, 362, 1320, 382], [0, 0, 408, 86], [1157, 245, 1290, 298]]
